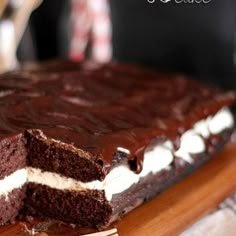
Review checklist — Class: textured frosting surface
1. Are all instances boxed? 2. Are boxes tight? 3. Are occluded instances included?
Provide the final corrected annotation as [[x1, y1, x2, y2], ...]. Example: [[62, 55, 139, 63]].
[[0, 61, 234, 177]]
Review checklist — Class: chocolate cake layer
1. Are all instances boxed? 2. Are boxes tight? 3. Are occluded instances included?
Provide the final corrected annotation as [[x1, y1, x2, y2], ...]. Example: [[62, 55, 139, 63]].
[[0, 61, 234, 227], [23, 184, 112, 228], [0, 186, 26, 225], [25, 130, 104, 182], [0, 134, 27, 180]]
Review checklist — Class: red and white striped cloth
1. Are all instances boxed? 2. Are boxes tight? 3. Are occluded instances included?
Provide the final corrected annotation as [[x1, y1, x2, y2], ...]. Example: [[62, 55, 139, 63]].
[[70, 0, 112, 63]]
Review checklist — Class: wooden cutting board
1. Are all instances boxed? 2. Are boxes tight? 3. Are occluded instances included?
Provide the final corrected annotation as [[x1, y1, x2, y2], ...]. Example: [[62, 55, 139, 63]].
[[0, 144, 236, 236]]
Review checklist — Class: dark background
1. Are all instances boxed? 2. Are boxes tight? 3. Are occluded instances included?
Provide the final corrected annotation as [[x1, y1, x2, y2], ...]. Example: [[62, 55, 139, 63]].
[[18, 0, 236, 88]]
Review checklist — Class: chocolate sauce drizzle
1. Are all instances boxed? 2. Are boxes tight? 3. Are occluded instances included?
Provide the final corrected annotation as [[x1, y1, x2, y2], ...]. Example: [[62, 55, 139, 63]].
[[0, 61, 234, 175]]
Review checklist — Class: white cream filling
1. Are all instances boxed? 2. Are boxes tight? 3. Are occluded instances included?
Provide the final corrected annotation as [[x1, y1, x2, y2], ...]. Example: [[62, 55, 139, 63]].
[[1, 107, 234, 201], [208, 107, 234, 134], [175, 107, 234, 163], [0, 169, 27, 199], [139, 141, 173, 178], [174, 130, 205, 163]]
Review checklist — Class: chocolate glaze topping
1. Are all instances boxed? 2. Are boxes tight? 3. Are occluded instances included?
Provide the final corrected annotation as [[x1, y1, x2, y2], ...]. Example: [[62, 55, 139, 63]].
[[0, 61, 234, 179]]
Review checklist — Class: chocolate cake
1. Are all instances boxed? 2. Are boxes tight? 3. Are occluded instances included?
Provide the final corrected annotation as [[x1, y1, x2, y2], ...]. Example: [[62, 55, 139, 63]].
[[0, 61, 234, 228]]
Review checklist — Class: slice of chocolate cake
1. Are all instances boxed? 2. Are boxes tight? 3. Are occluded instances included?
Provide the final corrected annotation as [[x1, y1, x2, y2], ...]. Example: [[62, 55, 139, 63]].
[[0, 134, 27, 224], [0, 61, 234, 228]]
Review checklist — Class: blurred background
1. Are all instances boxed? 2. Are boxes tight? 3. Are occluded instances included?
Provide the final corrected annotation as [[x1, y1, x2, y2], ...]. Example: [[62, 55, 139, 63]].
[[0, 0, 236, 88]]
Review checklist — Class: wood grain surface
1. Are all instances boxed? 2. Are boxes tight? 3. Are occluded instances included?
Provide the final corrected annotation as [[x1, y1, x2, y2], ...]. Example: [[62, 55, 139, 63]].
[[0, 144, 236, 236]]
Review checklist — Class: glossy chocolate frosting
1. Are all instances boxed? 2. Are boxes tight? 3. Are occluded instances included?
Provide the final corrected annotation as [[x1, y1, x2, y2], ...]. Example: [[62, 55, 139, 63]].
[[0, 61, 234, 178]]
